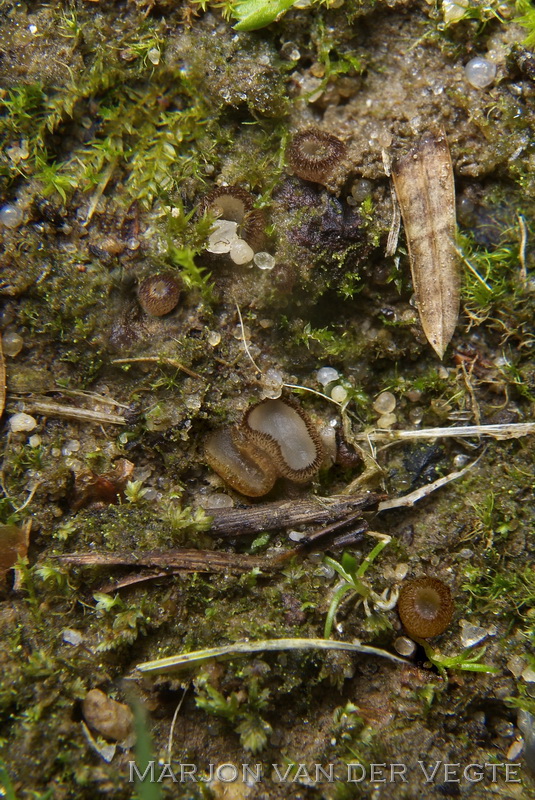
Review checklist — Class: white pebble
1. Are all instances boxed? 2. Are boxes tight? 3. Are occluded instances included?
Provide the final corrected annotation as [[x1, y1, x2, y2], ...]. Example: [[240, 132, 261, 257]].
[[377, 413, 397, 428], [394, 563, 409, 581], [207, 330, 221, 347], [206, 219, 238, 254], [9, 412, 37, 433], [373, 391, 396, 414], [522, 665, 535, 683], [288, 530, 307, 542], [147, 47, 160, 65], [464, 57, 497, 89], [253, 251, 276, 271], [460, 623, 488, 648], [202, 493, 234, 509], [331, 385, 348, 403], [1, 331, 23, 357], [442, 0, 468, 24], [507, 656, 526, 678], [28, 435, 41, 448], [506, 740, 524, 761], [230, 238, 254, 265], [316, 366, 339, 386], [62, 628, 83, 646], [0, 204, 23, 228], [319, 425, 337, 463]]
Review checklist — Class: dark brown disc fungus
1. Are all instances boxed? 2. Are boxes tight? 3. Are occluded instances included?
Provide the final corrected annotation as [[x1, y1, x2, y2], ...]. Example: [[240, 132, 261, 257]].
[[137, 273, 181, 316], [205, 397, 324, 497], [286, 128, 346, 185], [397, 576, 454, 639]]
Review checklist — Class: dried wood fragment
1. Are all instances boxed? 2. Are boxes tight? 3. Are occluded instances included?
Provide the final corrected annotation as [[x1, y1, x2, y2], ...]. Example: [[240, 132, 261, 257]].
[[53, 548, 279, 574], [207, 493, 382, 537], [392, 129, 459, 359]]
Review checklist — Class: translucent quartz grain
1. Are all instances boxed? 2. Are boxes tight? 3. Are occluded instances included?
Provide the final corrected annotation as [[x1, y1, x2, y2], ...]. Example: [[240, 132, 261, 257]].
[[253, 252, 275, 270], [317, 367, 339, 386]]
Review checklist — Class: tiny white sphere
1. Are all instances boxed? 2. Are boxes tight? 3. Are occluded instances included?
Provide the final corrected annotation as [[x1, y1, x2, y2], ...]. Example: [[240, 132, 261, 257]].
[[316, 366, 339, 386], [373, 391, 396, 414], [331, 385, 348, 403], [253, 251, 275, 271], [9, 412, 37, 433], [0, 204, 23, 228], [229, 238, 254, 265], [464, 57, 497, 89]]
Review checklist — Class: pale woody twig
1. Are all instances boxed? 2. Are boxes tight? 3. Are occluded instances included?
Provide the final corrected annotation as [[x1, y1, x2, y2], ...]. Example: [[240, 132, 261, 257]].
[[16, 401, 127, 426]]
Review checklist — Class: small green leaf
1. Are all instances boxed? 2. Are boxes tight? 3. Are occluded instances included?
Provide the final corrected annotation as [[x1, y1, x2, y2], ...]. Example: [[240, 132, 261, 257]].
[[233, 0, 297, 31]]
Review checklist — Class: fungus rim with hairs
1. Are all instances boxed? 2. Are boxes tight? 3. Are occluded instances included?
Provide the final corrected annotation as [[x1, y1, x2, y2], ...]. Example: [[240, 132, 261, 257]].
[[137, 273, 181, 317], [397, 576, 454, 639], [287, 128, 346, 185]]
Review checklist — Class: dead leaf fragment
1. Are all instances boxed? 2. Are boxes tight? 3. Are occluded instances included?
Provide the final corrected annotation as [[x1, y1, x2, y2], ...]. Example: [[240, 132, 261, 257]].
[[392, 129, 459, 359], [82, 689, 135, 744], [0, 524, 29, 585], [0, 333, 5, 418]]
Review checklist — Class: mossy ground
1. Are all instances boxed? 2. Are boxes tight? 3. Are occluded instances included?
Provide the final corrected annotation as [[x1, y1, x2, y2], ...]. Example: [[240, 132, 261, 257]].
[[0, 0, 534, 798]]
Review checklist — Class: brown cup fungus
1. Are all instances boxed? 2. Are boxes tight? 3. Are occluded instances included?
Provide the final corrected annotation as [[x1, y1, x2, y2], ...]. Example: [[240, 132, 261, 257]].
[[137, 273, 181, 316], [201, 186, 266, 250], [286, 128, 346, 185], [397, 576, 454, 639], [205, 398, 323, 497]]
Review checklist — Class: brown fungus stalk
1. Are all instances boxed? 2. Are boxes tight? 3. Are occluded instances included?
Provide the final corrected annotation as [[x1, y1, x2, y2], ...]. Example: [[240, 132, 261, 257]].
[[397, 576, 454, 639], [286, 128, 346, 185]]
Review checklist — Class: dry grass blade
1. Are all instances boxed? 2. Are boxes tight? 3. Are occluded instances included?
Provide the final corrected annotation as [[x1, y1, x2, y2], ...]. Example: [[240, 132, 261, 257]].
[[392, 129, 459, 359], [136, 638, 408, 674], [0, 333, 5, 418], [354, 422, 535, 442]]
